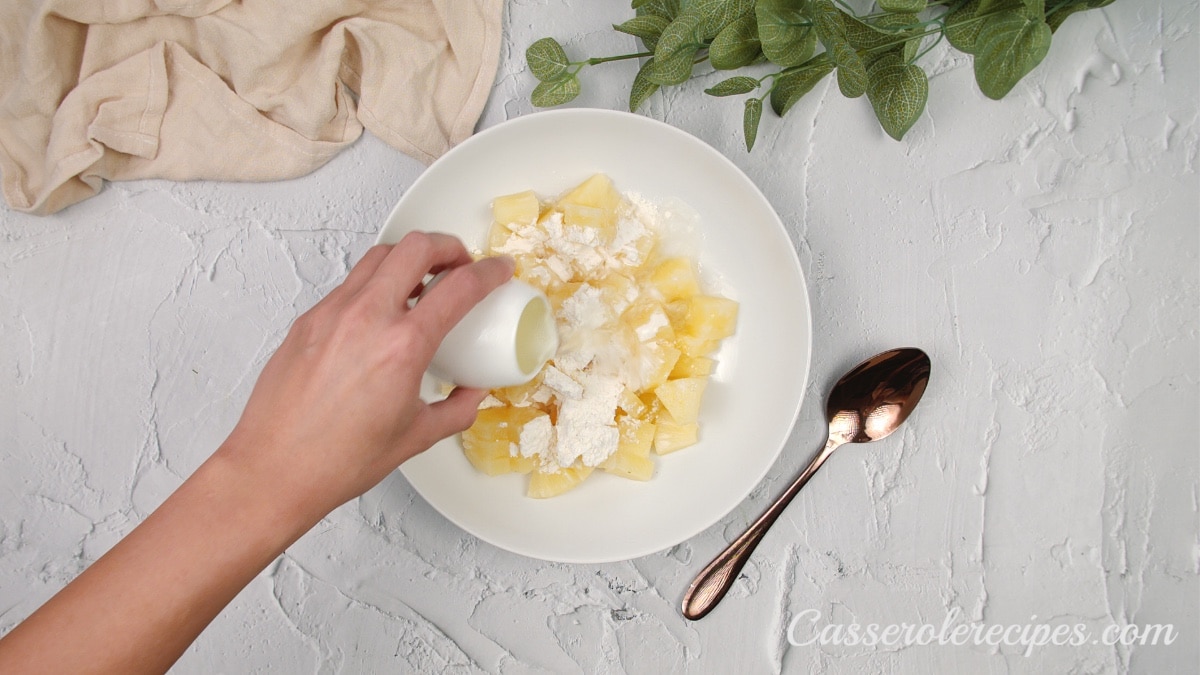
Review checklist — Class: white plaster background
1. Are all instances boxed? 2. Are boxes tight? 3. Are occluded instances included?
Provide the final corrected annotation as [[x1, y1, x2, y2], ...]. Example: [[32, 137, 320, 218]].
[[1, 1, 1197, 673]]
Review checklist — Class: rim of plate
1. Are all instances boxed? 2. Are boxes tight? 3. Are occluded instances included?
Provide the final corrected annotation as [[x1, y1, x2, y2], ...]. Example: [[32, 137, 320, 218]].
[[375, 108, 812, 563]]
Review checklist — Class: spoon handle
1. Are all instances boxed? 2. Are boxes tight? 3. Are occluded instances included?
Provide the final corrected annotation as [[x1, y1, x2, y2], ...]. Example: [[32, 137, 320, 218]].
[[681, 436, 842, 620]]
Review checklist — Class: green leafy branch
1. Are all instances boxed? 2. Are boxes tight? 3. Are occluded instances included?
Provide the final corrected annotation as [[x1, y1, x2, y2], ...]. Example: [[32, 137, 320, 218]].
[[525, 0, 1116, 148]]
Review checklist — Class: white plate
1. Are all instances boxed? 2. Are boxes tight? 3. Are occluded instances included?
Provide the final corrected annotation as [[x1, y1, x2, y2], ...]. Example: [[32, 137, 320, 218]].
[[377, 109, 811, 563]]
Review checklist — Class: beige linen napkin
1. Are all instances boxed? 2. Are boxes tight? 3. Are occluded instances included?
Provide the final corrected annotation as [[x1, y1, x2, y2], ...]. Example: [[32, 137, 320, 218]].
[[0, 0, 503, 214]]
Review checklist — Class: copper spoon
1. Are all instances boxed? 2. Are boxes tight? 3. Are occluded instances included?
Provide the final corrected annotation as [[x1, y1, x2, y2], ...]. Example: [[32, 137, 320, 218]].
[[681, 347, 931, 620]]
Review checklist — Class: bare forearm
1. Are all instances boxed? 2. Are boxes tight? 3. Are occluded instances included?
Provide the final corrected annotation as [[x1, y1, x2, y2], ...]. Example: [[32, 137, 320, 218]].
[[0, 443, 314, 674], [0, 239, 509, 672]]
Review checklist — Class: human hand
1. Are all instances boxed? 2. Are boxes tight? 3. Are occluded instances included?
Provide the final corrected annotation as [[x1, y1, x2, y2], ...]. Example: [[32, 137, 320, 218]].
[[219, 232, 514, 526]]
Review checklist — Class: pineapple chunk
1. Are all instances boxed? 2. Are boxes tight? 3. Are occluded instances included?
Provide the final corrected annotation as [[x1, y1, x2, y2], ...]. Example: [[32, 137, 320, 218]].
[[663, 299, 690, 326], [558, 173, 622, 213], [671, 355, 714, 378], [654, 377, 708, 425], [486, 221, 512, 254], [623, 301, 674, 342], [528, 465, 593, 498], [617, 387, 647, 418], [594, 273, 638, 313], [617, 417, 655, 458], [548, 281, 583, 313], [649, 258, 700, 302], [510, 455, 537, 474], [558, 174, 622, 241], [681, 295, 739, 341], [600, 451, 655, 480], [676, 334, 720, 358], [560, 203, 615, 242], [492, 190, 540, 226], [654, 418, 700, 454], [489, 367, 547, 403], [463, 447, 515, 476], [639, 340, 681, 390], [462, 407, 547, 475]]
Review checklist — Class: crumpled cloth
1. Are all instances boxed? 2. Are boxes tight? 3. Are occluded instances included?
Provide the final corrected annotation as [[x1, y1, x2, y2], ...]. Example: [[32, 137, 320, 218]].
[[0, 0, 503, 214]]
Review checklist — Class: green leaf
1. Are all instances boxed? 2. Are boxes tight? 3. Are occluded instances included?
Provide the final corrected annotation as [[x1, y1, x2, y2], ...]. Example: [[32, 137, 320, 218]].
[[632, 0, 652, 8], [615, 15, 671, 52], [531, 75, 581, 107], [944, 0, 984, 54], [879, 0, 925, 12], [705, 75, 760, 96], [1046, 4, 1084, 32], [693, 0, 757, 39], [709, 12, 761, 69], [973, 8, 1052, 99], [872, 12, 921, 33], [769, 54, 834, 115], [866, 53, 928, 139], [526, 38, 571, 82], [630, 59, 661, 112], [812, 0, 867, 98], [647, 12, 706, 84], [637, 0, 678, 20], [867, 12, 923, 62], [743, 97, 763, 150], [978, 0, 1021, 12], [1022, 0, 1045, 15], [756, 0, 817, 68], [843, 15, 895, 50]]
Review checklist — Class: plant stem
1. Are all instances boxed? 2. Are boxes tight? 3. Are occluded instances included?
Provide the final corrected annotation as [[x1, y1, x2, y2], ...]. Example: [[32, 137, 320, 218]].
[[583, 52, 653, 66]]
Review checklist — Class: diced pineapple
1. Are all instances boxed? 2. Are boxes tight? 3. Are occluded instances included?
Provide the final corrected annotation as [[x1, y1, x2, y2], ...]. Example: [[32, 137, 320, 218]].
[[594, 273, 638, 314], [510, 455, 537, 474], [486, 221, 512, 254], [617, 387, 647, 418], [560, 203, 615, 242], [462, 407, 545, 475], [649, 258, 700, 302], [599, 451, 655, 480], [511, 253, 543, 285], [671, 355, 714, 378], [663, 299, 690, 326], [558, 173, 622, 214], [654, 377, 708, 425], [622, 301, 674, 342], [547, 281, 583, 313], [681, 295, 739, 341], [467, 177, 742, 496], [493, 371, 547, 407], [653, 418, 700, 454], [462, 445, 515, 476], [617, 417, 655, 458], [492, 190, 540, 226], [528, 465, 593, 498], [639, 340, 681, 390], [638, 391, 662, 419], [676, 334, 720, 357]]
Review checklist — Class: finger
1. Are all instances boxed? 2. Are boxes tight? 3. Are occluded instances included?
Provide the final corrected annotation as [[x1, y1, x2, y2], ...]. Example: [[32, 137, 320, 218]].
[[370, 232, 474, 302], [339, 244, 393, 297], [413, 387, 490, 446], [405, 256, 515, 344]]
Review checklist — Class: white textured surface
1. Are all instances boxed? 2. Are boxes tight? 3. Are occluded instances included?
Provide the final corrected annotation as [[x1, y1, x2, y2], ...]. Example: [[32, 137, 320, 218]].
[[1, 1, 1197, 672]]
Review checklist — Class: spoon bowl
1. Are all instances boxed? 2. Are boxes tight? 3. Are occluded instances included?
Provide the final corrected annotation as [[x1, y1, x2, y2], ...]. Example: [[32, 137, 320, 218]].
[[681, 347, 931, 620], [827, 348, 930, 445]]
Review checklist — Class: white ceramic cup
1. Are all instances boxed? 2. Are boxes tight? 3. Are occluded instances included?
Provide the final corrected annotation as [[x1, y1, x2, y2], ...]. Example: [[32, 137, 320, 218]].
[[421, 273, 558, 389]]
